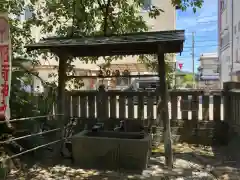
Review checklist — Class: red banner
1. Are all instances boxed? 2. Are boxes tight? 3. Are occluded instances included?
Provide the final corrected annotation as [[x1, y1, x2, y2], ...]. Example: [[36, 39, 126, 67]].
[[0, 13, 11, 120]]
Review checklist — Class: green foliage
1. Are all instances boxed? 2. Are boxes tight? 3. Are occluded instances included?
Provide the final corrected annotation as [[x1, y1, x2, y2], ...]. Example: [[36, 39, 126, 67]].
[[183, 74, 193, 82], [171, 0, 204, 13], [138, 54, 175, 84]]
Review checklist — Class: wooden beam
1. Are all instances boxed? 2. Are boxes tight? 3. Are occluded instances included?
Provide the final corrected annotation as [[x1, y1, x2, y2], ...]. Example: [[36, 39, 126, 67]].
[[47, 43, 182, 57], [157, 48, 173, 168], [57, 53, 67, 132], [67, 74, 159, 79]]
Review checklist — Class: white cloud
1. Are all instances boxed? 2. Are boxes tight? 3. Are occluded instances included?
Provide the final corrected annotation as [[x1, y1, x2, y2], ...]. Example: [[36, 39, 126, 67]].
[[199, 25, 217, 32], [197, 16, 217, 23]]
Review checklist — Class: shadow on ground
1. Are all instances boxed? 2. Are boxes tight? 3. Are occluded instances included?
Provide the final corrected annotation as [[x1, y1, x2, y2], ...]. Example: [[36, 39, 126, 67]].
[[6, 143, 230, 180]]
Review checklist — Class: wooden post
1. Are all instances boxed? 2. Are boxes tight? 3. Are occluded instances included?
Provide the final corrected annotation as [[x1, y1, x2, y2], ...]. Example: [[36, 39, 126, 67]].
[[157, 50, 173, 168], [57, 53, 67, 140]]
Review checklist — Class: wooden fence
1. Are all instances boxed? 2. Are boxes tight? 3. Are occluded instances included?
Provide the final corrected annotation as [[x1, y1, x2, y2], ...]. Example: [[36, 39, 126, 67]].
[[228, 89, 240, 135], [65, 90, 223, 123], [223, 82, 240, 136]]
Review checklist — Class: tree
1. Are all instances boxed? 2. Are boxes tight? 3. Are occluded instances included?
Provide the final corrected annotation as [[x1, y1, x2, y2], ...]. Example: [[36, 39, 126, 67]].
[[1, 0, 204, 172], [33, 0, 203, 90]]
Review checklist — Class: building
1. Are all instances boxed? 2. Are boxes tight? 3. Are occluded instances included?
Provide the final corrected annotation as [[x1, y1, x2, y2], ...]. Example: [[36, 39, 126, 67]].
[[218, 0, 240, 84], [197, 53, 220, 89], [20, 0, 177, 91]]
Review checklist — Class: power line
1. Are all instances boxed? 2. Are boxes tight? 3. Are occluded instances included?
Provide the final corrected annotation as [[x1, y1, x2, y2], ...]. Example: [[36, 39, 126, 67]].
[[177, 15, 217, 20], [184, 30, 218, 35], [196, 20, 217, 24], [183, 45, 218, 48], [185, 40, 217, 43]]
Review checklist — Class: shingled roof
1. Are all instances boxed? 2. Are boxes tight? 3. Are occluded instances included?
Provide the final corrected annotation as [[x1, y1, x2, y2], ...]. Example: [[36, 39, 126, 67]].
[[25, 30, 185, 57]]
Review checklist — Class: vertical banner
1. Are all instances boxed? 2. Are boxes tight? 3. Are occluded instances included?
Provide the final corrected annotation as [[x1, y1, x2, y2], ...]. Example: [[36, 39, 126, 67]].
[[0, 13, 11, 120]]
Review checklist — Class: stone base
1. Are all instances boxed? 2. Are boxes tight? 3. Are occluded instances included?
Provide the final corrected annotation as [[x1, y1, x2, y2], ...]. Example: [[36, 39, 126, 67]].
[[71, 130, 151, 172]]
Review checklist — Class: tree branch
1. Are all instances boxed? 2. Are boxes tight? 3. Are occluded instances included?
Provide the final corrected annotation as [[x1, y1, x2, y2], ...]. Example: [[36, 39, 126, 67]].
[[97, 0, 116, 36], [13, 59, 47, 88], [104, 0, 111, 36]]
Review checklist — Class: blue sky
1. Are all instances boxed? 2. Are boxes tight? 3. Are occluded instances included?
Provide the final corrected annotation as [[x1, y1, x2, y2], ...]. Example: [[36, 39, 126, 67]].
[[176, 0, 218, 72]]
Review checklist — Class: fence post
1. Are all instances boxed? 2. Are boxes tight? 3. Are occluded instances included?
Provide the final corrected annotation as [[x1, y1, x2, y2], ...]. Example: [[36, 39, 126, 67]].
[[97, 85, 107, 123], [223, 82, 240, 124]]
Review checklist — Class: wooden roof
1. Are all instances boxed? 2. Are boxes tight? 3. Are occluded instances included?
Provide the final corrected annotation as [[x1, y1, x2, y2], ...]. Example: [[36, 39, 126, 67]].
[[25, 30, 185, 57]]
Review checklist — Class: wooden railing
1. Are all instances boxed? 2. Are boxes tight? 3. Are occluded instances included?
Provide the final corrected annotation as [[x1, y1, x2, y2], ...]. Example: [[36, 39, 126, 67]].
[[66, 90, 224, 123], [223, 82, 240, 136], [228, 89, 240, 135]]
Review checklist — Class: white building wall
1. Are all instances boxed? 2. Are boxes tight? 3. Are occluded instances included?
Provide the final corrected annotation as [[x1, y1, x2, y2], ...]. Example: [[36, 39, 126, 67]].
[[219, 0, 240, 84], [199, 53, 219, 76], [232, 0, 240, 71]]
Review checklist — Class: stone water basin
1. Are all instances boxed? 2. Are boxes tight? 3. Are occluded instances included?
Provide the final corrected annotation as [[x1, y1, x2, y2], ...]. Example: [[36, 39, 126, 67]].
[[72, 130, 151, 171]]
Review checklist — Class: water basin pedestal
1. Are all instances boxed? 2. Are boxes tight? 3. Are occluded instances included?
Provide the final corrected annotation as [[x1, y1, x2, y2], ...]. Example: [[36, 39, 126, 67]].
[[71, 130, 151, 172]]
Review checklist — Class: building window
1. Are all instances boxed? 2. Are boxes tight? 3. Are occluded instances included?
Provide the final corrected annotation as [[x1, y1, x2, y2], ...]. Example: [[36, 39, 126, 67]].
[[24, 5, 33, 20], [238, 21, 240, 32], [239, 48, 240, 61], [116, 70, 130, 86], [234, 25, 237, 34], [237, 49, 239, 63], [220, 0, 226, 12], [142, 0, 152, 11], [221, 31, 230, 48], [217, 65, 220, 73]]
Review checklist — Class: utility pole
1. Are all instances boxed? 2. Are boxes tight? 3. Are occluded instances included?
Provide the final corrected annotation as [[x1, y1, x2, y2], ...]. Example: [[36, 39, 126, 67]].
[[231, 0, 234, 81], [192, 32, 195, 88]]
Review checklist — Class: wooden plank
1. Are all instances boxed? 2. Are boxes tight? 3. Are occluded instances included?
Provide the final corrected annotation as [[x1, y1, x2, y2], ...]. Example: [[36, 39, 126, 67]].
[[109, 95, 117, 118], [180, 95, 189, 120], [105, 95, 110, 119], [202, 95, 209, 121], [213, 95, 221, 122], [237, 95, 240, 125], [234, 96, 237, 125], [170, 93, 178, 120], [127, 94, 134, 119], [191, 94, 199, 121], [228, 95, 233, 124], [119, 94, 126, 119], [147, 93, 154, 122], [137, 94, 144, 120], [96, 88, 108, 122], [65, 94, 71, 118], [71, 96, 79, 117], [80, 95, 87, 118], [96, 94, 101, 120], [88, 95, 95, 119]]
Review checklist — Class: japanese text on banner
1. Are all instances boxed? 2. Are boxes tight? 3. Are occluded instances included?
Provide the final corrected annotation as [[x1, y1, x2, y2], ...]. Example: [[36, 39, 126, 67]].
[[0, 13, 11, 120]]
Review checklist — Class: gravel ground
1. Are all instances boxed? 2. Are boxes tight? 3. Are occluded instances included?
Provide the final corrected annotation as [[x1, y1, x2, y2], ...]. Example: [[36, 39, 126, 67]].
[[6, 144, 224, 180]]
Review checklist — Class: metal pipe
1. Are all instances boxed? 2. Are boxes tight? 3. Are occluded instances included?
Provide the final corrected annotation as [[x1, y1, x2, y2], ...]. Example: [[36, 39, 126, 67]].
[[0, 114, 63, 124], [0, 128, 61, 144], [1, 138, 66, 162]]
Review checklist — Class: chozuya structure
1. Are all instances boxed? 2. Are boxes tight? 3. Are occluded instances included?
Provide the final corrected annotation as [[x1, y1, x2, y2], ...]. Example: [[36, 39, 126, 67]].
[[25, 30, 185, 168]]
